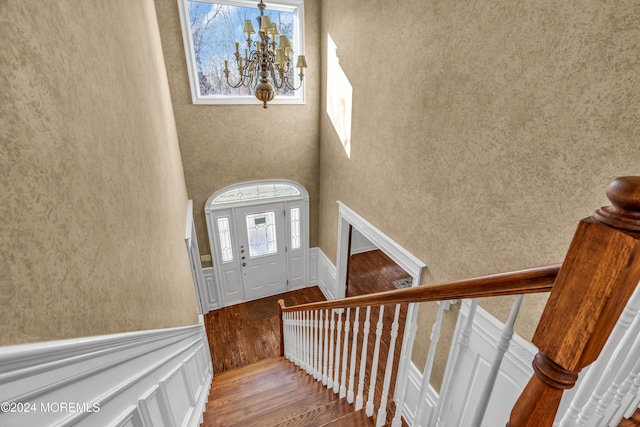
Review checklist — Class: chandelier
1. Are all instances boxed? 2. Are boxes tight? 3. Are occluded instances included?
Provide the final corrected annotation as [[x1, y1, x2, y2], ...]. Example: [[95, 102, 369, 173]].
[[223, 0, 307, 108]]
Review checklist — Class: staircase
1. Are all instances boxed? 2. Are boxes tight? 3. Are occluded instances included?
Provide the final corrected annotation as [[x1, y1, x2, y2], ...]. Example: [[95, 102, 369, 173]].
[[201, 356, 374, 426], [201, 176, 640, 427]]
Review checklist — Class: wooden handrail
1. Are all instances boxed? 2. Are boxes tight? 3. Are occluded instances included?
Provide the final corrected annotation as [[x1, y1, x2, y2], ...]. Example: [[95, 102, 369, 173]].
[[281, 263, 561, 312]]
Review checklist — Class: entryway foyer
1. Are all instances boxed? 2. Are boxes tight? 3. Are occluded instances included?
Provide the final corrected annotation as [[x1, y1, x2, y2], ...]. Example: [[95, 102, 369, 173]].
[[203, 180, 310, 307]]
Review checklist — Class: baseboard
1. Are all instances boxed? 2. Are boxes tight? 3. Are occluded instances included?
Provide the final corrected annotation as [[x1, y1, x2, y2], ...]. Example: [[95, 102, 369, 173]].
[[309, 247, 338, 300], [0, 321, 213, 427]]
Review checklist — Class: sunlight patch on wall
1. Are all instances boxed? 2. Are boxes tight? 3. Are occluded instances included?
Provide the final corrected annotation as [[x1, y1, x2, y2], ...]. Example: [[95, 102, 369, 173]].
[[326, 34, 353, 158]]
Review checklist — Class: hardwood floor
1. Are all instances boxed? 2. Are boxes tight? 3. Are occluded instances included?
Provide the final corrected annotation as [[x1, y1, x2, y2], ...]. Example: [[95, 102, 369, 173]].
[[204, 287, 326, 373], [347, 249, 411, 297], [203, 249, 410, 425]]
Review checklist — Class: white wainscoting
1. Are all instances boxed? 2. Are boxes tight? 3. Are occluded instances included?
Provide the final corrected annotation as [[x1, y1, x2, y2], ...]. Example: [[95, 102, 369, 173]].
[[402, 300, 536, 426], [0, 320, 213, 427], [202, 267, 220, 311], [309, 247, 338, 300], [401, 361, 439, 426]]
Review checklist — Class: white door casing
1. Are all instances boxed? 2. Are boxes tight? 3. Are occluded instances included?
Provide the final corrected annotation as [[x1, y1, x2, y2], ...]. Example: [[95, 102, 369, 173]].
[[205, 180, 309, 307]]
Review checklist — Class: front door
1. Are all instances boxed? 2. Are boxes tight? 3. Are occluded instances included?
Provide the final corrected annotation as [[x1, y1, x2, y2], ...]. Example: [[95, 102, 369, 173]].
[[234, 203, 288, 300]]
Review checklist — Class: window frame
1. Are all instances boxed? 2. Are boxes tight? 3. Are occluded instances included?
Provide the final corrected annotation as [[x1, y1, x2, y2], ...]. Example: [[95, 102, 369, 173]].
[[176, 0, 306, 106]]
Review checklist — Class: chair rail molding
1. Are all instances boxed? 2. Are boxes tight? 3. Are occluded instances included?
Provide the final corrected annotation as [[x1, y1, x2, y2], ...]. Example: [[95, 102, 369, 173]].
[[0, 320, 213, 427]]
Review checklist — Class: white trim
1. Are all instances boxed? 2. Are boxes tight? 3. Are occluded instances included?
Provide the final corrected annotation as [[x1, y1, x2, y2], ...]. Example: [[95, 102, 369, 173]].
[[186, 199, 210, 315], [435, 299, 536, 426], [309, 247, 337, 301], [0, 322, 212, 427], [399, 302, 537, 426], [202, 267, 221, 311], [205, 180, 310, 308], [335, 201, 426, 298], [401, 361, 439, 426]]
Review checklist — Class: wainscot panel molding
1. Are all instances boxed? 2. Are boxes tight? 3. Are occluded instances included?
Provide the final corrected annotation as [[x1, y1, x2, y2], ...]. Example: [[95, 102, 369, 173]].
[[0, 320, 213, 427], [401, 301, 536, 426], [438, 299, 536, 426], [202, 267, 220, 311], [401, 361, 439, 426], [309, 247, 338, 300]]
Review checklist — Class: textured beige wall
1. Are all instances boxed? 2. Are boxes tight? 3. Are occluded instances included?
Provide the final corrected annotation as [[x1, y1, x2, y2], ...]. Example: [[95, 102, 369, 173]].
[[319, 0, 640, 371], [0, 0, 199, 346], [154, 0, 321, 260]]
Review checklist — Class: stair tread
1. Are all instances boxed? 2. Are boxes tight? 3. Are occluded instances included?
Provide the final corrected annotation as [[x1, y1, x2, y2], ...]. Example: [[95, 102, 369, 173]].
[[227, 388, 341, 427], [271, 398, 354, 427], [320, 409, 374, 426], [207, 365, 314, 408], [204, 374, 329, 422], [211, 356, 289, 384]]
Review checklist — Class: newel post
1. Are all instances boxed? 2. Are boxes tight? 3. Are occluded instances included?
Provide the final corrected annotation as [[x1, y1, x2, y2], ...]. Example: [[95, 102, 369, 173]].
[[508, 176, 640, 427], [278, 299, 286, 357]]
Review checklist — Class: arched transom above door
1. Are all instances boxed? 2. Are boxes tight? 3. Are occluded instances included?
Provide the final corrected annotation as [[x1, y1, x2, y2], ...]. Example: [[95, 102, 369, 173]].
[[205, 180, 309, 307]]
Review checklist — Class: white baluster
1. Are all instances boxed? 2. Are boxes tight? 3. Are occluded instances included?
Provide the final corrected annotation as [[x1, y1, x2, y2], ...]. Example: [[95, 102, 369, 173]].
[[293, 312, 299, 366], [576, 311, 640, 426], [306, 310, 312, 374], [328, 309, 336, 389], [302, 310, 307, 372], [367, 305, 385, 417], [313, 310, 320, 379], [609, 356, 640, 424], [340, 307, 351, 398], [317, 309, 324, 381], [559, 284, 640, 426], [356, 306, 372, 410], [282, 312, 288, 359], [415, 301, 447, 426], [470, 294, 524, 427], [323, 309, 329, 385], [392, 302, 421, 427], [284, 313, 293, 360], [377, 304, 401, 427], [435, 299, 479, 427], [334, 309, 343, 393], [589, 331, 640, 426], [348, 307, 360, 404], [622, 372, 640, 419]]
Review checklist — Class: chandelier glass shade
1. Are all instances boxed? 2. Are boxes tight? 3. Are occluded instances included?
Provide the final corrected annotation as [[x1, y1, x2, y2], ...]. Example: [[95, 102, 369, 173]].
[[223, 0, 307, 108]]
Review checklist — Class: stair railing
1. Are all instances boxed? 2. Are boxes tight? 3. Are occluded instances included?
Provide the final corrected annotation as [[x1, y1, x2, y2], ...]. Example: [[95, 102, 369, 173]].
[[278, 176, 640, 427]]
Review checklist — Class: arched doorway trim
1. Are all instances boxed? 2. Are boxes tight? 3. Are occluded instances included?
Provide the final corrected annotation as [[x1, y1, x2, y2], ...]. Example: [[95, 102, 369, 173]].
[[205, 180, 309, 307]]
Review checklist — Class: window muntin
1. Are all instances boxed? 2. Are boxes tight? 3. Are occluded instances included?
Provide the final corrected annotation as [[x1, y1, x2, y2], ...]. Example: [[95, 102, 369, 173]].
[[212, 183, 301, 205], [217, 217, 234, 262], [290, 207, 300, 249], [178, 0, 305, 105], [246, 211, 278, 257]]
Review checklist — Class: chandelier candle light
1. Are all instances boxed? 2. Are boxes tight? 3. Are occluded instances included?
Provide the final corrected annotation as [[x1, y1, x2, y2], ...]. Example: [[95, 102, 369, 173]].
[[223, 0, 307, 108]]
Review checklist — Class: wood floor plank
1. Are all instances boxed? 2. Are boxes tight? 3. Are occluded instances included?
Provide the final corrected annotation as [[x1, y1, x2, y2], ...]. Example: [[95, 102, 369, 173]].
[[205, 287, 326, 373], [272, 399, 354, 427], [320, 409, 375, 427], [226, 388, 339, 427]]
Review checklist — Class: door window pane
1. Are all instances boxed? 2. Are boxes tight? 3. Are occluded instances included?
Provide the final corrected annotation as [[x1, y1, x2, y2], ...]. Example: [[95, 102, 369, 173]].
[[290, 207, 300, 249], [217, 217, 233, 262], [246, 211, 277, 257]]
